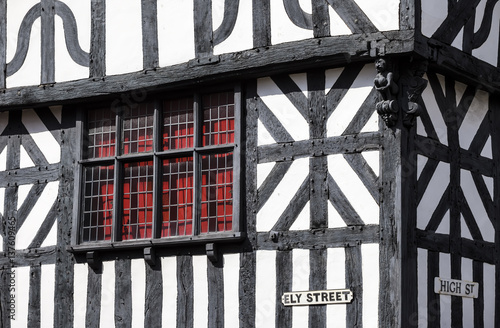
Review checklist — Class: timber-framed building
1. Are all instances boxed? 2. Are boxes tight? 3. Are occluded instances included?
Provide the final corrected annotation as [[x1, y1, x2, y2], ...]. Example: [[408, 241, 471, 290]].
[[0, 0, 498, 327]]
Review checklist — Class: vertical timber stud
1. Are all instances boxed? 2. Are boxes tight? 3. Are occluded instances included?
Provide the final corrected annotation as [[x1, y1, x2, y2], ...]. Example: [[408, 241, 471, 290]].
[[41, 0, 55, 84], [275, 251, 292, 326], [491, 95, 500, 327], [141, 0, 159, 69], [90, 0, 106, 77], [54, 109, 78, 327], [193, 0, 213, 57], [0, 0, 6, 88], [311, 0, 329, 38], [240, 81, 259, 327], [252, 0, 270, 48], [308, 69, 327, 327]]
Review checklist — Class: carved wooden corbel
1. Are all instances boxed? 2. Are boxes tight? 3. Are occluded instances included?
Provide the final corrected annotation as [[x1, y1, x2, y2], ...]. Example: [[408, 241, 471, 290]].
[[374, 57, 428, 128], [403, 59, 429, 127], [374, 58, 399, 127]]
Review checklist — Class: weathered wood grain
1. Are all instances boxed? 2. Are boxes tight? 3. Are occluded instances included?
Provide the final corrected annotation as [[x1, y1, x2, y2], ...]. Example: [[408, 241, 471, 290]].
[[0, 31, 415, 109]]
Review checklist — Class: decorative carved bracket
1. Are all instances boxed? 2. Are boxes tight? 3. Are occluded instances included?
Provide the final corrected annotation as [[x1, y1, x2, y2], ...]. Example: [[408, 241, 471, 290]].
[[374, 58, 399, 127], [374, 57, 428, 128]]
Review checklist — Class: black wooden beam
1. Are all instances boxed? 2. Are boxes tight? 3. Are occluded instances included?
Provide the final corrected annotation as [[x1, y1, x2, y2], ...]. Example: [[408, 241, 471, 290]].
[[41, 0, 55, 84], [256, 225, 379, 250], [258, 132, 381, 164], [0, 31, 414, 110], [141, 0, 159, 69], [0, 0, 6, 89], [90, 0, 105, 77], [416, 230, 495, 264]]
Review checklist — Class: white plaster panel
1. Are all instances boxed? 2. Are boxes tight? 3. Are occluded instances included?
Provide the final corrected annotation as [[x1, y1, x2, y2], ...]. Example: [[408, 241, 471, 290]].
[[0, 111, 8, 135], [327, 65, 375, 136], [327, 248, 346, 327], [0, 187, 4, 217], [255, 250, 276, 328], [417, 155, 426, 181], [0, 148, 6, 171], [41, 264, 55, 328], [329, 6, 352, 36], [328, 154, 379, 225], [483, 175, 493, 199], [257, 119, 276, 146], [439, 253, 452, 328], [417, 248, 428, 327], [49, 106, 62, 124], [362, 243, 379, 328], [223, 253, 240, 328], [257, 161, 275, 189], [74, 263, 89, 328], [289, 200, 310, 231], [436, 210, 450, 235], [473, 1, 500, 66], [483, 263, 495, 327], [292, 249, 309, 328], [6, 0, 41, 88], [461, 258, 473, 328], [355, 0, 399, 31], [161, 256, 177, 328], [461, 170, 494, 242], [106, 0, 143, 75], [158, 0, 195, 67], [416, 161, 449, 230], [100, 261, 116, 328], [420, 0, 448, 38], [460, 214, 473, 240], [20, 145, 35, 168], [459, 89, 489, 151], [289, 73, 308, 99], [325, 67, 343, 95], [257, 157, 309, 231], [131, 259, 146, 328], [54, 0, 90, 82], [421, 74, 448, 145], [362, 150, 380, 177], [481, 136, 492, 159], [257, 77, 309, 141], [16, 181, 59, 250], [11, 266, 30, 328], [40, 220, 57, 247], [328, 201, 347, 228], [22, 108, 61, 164], [451, 27, 464, 50], [360, 111, 379, 133], [17, 184, 31, 209], [193, 255, 208, 328], [213, 0, 253, 55], [270, 0, 313, 45]]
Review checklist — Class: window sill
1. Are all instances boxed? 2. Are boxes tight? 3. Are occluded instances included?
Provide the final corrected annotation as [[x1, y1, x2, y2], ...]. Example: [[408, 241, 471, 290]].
[[67, 231, 246, 253]]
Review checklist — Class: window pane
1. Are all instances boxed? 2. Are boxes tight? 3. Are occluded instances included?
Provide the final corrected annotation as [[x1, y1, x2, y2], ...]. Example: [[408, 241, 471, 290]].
[[161, 157, 194, 237], [202, 92, 235, 146], [163, 97, 194, 150], [200, 152, 233, 233], [122, 103, 154, 154], [87, 108, 116, 159], [81, 165, 114, 242], [122, 161, 154, 240]]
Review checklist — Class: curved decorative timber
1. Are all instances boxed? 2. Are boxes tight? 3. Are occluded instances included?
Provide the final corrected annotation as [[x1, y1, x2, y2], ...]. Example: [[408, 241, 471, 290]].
[[6, 0, 89, 78]]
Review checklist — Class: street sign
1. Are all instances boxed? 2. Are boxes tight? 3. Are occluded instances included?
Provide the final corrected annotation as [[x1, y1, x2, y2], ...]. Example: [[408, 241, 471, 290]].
[[281, 289, 353, 306]]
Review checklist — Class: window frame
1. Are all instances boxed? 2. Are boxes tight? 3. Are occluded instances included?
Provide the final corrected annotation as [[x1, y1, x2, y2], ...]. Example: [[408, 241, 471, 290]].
[[70, 84, 244, 251]]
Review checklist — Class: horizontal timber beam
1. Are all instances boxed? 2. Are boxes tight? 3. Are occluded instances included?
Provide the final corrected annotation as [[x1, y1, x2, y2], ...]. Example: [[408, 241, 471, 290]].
[[256, 225, 379, 250], [258, 132, 381, 163], [416, 229, 494, 264], [0, 31, 414, 110]]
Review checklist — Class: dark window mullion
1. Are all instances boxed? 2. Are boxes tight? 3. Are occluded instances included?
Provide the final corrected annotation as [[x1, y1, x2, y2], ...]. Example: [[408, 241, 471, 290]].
[[113, 109, 124, 242], [232, 84, 241, 232], [193, 93, 202, 236], [152, 99, 162, 239]]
